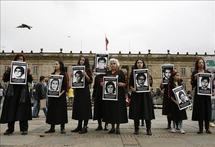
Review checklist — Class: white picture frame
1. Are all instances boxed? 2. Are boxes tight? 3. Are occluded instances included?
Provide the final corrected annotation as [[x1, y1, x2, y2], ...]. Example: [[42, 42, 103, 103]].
[[102, 76, 118, 101], [47, 75, 64, 97], [71, 66, 85, 88], [133, 69, 150, 93]]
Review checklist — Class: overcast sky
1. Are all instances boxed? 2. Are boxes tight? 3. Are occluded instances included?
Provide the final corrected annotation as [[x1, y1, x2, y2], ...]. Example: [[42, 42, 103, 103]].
[[1, 1, 215, 54]]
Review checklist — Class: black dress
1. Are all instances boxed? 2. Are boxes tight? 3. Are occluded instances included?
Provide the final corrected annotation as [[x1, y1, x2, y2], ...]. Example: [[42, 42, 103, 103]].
[[0, 69, 33, 123], [92, 74, 104, 120], [129, 71, 155, 121], [72, 72, 92, 120], [168, 81, 187, 121], [102, 70, 128, 124], [161, 84, 172, 116], [46, 72, 68, 125], [191, 70, 211, 121]]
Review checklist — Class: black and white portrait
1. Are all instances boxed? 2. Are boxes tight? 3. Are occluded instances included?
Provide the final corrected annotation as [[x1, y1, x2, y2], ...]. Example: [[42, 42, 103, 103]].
[[161, 64, 174, 84], [72, 66, 85, 88], [95, 54, 108, 74], [103, 76, 118, 101], [10, 61, 27, 85], [47, 75, 64, 97], [197, 73, 212, 96], [133, 69, 150, 92], [173, 86, 191, 110]]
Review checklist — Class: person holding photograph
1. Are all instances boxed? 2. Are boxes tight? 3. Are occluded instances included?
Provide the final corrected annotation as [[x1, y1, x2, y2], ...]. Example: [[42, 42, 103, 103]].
[[129, 59, 155, 135], [92, 73, 108, 131], [191, 57, 212, 134], [168, 71, 187, 134], [102, 58, 128, 134], [45, 60, 69, 134], [72, 56, 92, 134], [1, 54, 33, 135]]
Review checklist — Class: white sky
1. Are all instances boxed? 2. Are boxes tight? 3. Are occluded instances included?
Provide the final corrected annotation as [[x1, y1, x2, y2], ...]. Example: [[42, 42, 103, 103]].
[[1, 1, 215, 54]]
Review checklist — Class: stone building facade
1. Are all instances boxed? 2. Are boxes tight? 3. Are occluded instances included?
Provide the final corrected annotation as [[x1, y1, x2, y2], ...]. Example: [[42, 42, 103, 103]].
[[0, 51, 213, 91]]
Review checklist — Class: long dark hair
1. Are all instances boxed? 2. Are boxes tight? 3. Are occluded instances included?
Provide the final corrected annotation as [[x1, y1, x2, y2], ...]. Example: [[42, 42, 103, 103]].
[[13, 54, 26, 61], [133, 59, 146, 69], [77, 56, 92, 77], [194, 57, 206, 71], [54, 60, 66, 73]]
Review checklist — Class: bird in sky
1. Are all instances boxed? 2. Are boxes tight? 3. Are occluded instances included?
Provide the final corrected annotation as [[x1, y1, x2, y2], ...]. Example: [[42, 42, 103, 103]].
[[16, 24, 32, 30]]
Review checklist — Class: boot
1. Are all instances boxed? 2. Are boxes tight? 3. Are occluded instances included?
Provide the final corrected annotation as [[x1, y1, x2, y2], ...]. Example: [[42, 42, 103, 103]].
[[205, 120, 212, 134], [146, 120, 152, 136], [60, 124, 66, 134], [45, 124, 55, 133], [108, 124, 115, 134], [134, 120, 139, 135], [71, 120, 82, 132], [197, 120, 203, 134], [79, 126, 87, 134], [115, 124, 120, 134]]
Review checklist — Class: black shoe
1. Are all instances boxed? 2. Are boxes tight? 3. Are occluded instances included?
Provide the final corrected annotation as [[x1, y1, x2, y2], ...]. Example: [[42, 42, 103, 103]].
[[134, 129, 139, 135], [108, 128, 115, 134], [146, 129, 152, 136], [45, 129, 55, 133], [61, 129, 66, 134], [206, 130, 212, 134], [3, 130, 14, 135], [21, 131, 28, 135], [79, 127, 87, 134], [95, 126, 103, 131], [71, 127, 82, 133], [115, 128, 120, 134], [197, 131, 203, 134]]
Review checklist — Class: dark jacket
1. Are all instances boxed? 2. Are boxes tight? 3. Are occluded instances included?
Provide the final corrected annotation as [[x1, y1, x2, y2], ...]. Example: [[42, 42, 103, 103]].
[[0, 68, 33, 123]]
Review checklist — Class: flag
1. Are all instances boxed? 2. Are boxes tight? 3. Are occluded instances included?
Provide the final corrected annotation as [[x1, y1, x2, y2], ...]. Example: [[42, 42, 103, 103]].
[[105, 35, 109, 51]]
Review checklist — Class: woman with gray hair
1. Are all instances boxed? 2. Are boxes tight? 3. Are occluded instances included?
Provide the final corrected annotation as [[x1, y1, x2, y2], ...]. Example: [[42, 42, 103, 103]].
[[102, 58, 128, 134]]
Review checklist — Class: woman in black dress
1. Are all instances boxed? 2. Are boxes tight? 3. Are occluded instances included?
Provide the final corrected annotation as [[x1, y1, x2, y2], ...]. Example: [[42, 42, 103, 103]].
[[129, 59, 155, 135], [191, 57, 212, 134], [72, 56, 92, 134], [168, 71, 187, 134], [1, 54, 33, 135], [45, 60, 69, 134], [102, 58, 128, 134]]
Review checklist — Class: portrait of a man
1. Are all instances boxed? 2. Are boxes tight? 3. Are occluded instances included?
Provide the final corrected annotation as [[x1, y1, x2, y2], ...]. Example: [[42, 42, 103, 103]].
[[200, 76, 210, 91], [136, 73, 147, 88], [13, 66, 25, 79], [163, 68, 171, 80], [105, 81, 116, 94], [178, 91, 189, 104], [97, 57, 107, 69]]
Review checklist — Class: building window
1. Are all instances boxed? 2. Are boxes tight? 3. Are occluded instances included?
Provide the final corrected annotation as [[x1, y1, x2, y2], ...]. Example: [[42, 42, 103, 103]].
[[32, 65, 38, 74], [180, 68, 186, 77]]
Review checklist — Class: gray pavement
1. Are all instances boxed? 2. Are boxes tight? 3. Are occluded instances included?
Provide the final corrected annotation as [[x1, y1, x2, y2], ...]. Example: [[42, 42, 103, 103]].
[[0, 109, 215, 147]]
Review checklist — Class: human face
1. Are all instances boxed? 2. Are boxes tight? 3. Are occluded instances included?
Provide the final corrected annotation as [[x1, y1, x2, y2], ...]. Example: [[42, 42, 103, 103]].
[[137, 75, 145, 86], [98, 60, 106, 69], [180, 93, 186, 102], [17, 56, 24, 62], [198, 59, 204, 70], [107, 84, 114, 94], [14, 67, 22, 77], [110, 62, 118, 71], [79, 57, 85, 65], [51, 80, 58, 90], [137, 60, 144, 69], [54, 61, 60, 71], [174, 72, 180, 81], [75, 73, 81, 82], [164, 69, 171, 79], [201, 79, 209, 89]]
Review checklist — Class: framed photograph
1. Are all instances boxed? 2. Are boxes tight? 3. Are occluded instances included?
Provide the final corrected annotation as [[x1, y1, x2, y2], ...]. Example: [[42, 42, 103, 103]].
[[10, 61, 28, 85], [71, 66, 85, 88], [133, 69, 150, 93], [197, 73, 213, 96], [161, 64, 174, 85], [102, 76, 118, 101], [172, 86, 192, 110], [47, 75, 64, 97], [95, 54, 108, 74]]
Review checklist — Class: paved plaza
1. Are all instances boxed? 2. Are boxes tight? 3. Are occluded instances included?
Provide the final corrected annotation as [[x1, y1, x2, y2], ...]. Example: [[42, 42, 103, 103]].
[[0, 109, 215, 147]]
